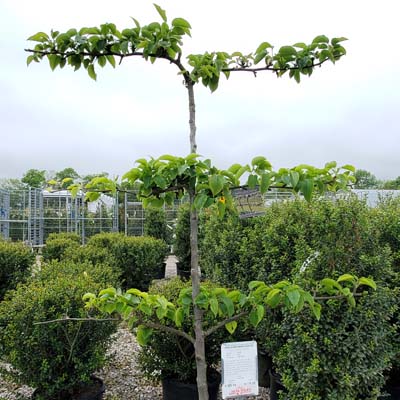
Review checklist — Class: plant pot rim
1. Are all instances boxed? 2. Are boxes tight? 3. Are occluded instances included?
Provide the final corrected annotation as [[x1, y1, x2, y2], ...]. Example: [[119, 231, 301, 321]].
[[32, 375, 105, 400]]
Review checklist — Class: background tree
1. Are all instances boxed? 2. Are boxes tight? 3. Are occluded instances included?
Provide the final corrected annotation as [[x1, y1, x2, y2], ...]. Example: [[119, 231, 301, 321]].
[[54, 167, 80, 189], [27, 5, 350, 399], [0, 178, 26, 191], [21, 168, 46, 188], [354, 169, 379, 189], [382, 176, 400, 190], [81, 172, 109, 186]]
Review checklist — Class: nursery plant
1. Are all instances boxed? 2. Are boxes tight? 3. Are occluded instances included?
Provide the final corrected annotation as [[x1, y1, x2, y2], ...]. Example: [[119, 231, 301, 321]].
[[0, 260, 119, 399], [27, 4, 357, 399]]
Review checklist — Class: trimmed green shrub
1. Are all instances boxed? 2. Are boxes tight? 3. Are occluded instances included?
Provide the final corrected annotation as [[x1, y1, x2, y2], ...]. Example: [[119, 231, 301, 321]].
[[42, 233, 81, 262], [0, 241, 34, 300], [274, 287, 397, 400], [88, 232, 169, 290], [86, 232, 124, 249], [46, 232, 81, 244], [202, 196, 391, 288], [144, 206, 171, 244], [0, 260, 118, 399], [63, 244, 117, 269]]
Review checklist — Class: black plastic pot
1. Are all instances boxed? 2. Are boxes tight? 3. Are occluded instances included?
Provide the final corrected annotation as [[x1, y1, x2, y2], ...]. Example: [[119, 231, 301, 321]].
[[269, 370, 285, 400], [176, 263, 191, 280], [257, 349, 272, 387], [156, 263, 167, 279], [162, 372, 220, 400], [32, 376, 105, 400], [385, 385, 400, 400]]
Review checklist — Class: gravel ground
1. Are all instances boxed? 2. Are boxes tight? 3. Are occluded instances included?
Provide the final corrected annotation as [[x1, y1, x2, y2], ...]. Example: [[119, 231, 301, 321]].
[[0, 326, 270, 400]]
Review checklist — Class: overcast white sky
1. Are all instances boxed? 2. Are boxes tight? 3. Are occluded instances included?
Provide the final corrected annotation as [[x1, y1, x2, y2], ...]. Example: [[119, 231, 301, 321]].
[[0, 0, 398, 180]]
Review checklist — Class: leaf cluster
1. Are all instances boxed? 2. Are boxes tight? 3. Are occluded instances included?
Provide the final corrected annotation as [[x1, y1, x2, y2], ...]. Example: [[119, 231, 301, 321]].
[[26, 4, 347, 90], [83, 274, 375, 345], [26, 4, 191, 81], [120, 155, 355, 218]]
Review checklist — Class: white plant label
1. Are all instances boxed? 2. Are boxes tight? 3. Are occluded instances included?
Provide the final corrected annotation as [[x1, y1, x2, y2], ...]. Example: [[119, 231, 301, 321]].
[[221, 340, 258, 399]]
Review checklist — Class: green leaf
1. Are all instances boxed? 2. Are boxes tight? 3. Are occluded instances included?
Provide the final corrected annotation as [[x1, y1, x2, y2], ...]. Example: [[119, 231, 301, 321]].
[[249, 307, 263, 327], [26, 55, 36, 66], [256, 304, 265, 321], [260, 173, 271, 194], [172, 18, 192, 29], [104, 302, 116, 314], [331, 37, 348, 46], [194, 193, 209, 210], [312, 35, 329, 44], [82, 293, 96, 301], [266, 288, 281, 308], [139, 302, 152, 315], [87, 64, 97, 81], [255, 42, 272, 54], [156, 306, 168, 320], [228, 163, 242, 174], [300, 179, 314, 201], [27, 32, 49, 42], [220, 295, 234, 317], [210, 298, 219, 317], [290, 171, 300, 188], [337, 274, 356, 283], [347, 295, 356, 307], [251, 156, 267, 167], [293, 42, 307, 49], [175, 307, 184, 327], [247, 174, 258, 189], [286, 288, 301, 307], [249, 281, 264, 291], [225, 321, 238, 334], [279, 46, 297, 57], [154, 175, 167, 189], [154, 4, 167, 22], [98, 56, 107, 68], [358, 277, 377, 290], [106, 55, 116, 68], [122, 168, 141, 182], [342, 164, 356, 172], [48, 54, 60, 71], [217, 200, 226, 219], [311, 303, 321, 320], [137, 325, 153, 346], [320, 278, 342, 292], [209, 175, 224, 196], [99, 287, 116, 297], [149, 197, 164, 208]]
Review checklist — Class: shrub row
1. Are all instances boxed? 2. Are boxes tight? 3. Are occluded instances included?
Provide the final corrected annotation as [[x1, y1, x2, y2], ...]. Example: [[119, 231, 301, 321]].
[[87, 232, 169, 290], [42, 232, 169, 291]]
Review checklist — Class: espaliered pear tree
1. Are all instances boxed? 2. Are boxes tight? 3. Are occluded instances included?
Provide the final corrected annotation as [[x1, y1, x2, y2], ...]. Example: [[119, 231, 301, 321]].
[[27, 5, 354, 400]]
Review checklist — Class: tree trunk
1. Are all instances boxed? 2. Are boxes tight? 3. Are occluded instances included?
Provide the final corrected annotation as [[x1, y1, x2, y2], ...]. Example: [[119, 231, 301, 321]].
[[187, 81, 197, 154], [187, 80, 208, 400], [189, 190, 209, 400]]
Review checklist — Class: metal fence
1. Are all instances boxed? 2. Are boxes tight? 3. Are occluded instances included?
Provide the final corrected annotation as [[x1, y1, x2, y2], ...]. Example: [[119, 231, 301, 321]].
[[0, 188, 180, 246]]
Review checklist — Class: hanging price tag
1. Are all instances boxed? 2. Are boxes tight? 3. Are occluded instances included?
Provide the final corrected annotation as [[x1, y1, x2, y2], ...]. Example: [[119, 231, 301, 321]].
[[221, 340, 258, 399]]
